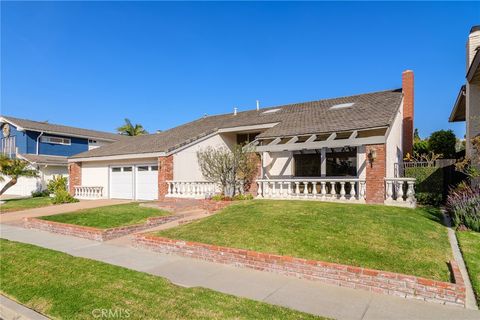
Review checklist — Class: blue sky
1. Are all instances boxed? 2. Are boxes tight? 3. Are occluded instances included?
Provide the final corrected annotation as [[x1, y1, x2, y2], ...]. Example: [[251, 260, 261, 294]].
[[1, 2, 478, 139]]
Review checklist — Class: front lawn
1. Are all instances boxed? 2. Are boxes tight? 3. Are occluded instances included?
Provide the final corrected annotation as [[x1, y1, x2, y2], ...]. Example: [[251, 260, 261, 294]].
[[1, 197, 52, 213], [456, 231, 480, 304], [40, 203, 170, 229], [157, 200, 452, 281], [0, 239, 322, 319]]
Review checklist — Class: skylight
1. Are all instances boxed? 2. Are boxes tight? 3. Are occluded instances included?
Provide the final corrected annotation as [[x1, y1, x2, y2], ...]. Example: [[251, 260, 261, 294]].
[[262, 108, 281, 114], [330, 102, 355, 110]]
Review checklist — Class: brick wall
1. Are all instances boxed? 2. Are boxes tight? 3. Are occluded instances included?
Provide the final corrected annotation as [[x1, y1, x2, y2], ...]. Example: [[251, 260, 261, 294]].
[[68, 162, 82, 196], [134, 234, 466, 307], [365, 144, 386, 204], [24, 215, 182, 242], [402, 70, 414, 156], [158, 155, 174, 199]]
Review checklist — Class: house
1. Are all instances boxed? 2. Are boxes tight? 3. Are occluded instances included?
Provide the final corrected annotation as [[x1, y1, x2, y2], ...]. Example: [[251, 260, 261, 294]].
[[0, 116, 126, 196], [68, 70, 416, 207], [450, 26, 480, 179]]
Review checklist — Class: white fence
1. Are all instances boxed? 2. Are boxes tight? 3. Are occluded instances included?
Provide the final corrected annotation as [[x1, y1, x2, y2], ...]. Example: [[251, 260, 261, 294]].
[[166, 181, 218, 199], [384, 178, 416, 208], [74, 186, 103, 199], [256, 178, 366, 203]]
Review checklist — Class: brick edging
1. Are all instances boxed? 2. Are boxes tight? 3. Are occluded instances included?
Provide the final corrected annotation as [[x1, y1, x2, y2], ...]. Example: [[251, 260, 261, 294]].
[[23, 215, 183, 242], [133, 234, 466, 307]]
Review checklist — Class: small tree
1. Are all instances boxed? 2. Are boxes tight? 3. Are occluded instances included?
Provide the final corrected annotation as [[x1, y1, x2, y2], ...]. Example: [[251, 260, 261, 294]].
[[197, 144, 258, 197], [429, 130, 457, 159], [117, 118, 148, 136], [0, 157, 39, 195]]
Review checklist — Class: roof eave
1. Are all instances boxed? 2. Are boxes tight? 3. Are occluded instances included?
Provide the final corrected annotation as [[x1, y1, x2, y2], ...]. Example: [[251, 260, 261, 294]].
[[467, 49, 480, 82], [449, 85, 466, 122]]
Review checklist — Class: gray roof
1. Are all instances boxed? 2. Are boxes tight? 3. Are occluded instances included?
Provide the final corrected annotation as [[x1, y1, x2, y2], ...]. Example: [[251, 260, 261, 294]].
[[20, 154, 68, 166], [70, 89, 403, 159], [1, 116, 128, 142]]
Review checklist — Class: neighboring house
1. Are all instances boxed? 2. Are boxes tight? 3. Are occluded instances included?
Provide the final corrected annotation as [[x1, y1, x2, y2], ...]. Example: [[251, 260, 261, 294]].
[[68, 70, 416, 207], [450, 26, 480, 163], [0, 116, 126, 196]]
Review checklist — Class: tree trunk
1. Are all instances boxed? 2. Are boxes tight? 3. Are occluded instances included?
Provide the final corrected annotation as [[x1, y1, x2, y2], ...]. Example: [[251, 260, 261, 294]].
[[0, 178, 18, 196]]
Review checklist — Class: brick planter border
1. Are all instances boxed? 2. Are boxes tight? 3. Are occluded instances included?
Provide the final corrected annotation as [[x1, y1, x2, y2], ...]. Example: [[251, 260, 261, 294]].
[[23, 215, 183, 242], [133, 234, 466, 307]]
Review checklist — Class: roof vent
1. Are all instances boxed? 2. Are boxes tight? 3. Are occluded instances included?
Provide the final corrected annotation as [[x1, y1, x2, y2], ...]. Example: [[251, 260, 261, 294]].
[[330, 102, 354, 110], [262, 108, 280, 114], [234, 107, 238, 115]]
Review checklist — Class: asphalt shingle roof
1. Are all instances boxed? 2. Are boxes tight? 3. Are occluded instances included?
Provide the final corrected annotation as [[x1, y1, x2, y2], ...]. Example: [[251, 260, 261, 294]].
[[70, 89, 403, 159], [20, 154, 68, 166], [1, 116, 127, 142]]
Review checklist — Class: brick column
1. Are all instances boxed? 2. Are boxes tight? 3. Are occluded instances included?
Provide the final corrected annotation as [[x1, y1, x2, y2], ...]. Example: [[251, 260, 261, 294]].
[[246, 153, 262, 196], [365, 144, 386, 204], [402, 70, 414, 156], [68, 162, 82, 196], [158, 155, 173, 199]]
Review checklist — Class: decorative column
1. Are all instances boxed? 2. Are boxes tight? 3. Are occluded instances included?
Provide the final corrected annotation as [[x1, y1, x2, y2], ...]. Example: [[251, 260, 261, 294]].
[[365, 144, 386, 204], [158, 155, 174, 199], [68, 162, 82, 196]]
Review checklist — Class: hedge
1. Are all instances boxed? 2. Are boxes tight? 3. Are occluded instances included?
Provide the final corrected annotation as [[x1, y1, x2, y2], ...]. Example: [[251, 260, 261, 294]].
[[405, 166, 443, 205]]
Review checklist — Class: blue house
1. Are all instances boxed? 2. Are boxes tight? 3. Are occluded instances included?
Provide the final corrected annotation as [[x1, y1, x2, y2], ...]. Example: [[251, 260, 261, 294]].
[[0, 115, 126, 196]]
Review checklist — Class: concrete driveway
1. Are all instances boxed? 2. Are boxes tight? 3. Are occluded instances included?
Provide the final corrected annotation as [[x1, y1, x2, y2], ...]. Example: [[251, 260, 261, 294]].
[[0, 199, 131, 224]]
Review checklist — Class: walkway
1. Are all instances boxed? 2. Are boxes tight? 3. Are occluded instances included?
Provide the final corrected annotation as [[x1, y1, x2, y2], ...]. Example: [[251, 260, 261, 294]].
[[0, 199, 130, 224], [1, 224, 479, 320]]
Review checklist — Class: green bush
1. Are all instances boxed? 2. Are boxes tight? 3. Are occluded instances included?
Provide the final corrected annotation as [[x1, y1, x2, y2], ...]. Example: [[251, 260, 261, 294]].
[[52, 189, 78, 205], [211, 194, 253, 201], [31, 189, 50, 197], [47, 175, 68, 194], [233, 194, 254, 201], [405, 166, 443, 205]]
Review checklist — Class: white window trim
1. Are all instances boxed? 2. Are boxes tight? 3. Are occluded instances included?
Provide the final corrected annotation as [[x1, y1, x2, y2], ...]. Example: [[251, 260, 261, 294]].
[[40, 135, 71, 145]]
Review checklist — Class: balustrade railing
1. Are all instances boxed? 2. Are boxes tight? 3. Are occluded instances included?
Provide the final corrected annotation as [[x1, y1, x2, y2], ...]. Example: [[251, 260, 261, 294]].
[[256, 178, 366, 203], [74, 186, 103, 199], [166, 181, 218, 199], [384, 178, 416, 207]]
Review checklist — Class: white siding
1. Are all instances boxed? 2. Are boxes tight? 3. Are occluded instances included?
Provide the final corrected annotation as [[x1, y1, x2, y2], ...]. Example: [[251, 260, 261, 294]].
[[173, 133, 236, 181], [385, 101, 404, 178]]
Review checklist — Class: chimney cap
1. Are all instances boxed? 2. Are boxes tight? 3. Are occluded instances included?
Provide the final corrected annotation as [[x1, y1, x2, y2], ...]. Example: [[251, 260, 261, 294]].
[[470, 25, 480, 34]]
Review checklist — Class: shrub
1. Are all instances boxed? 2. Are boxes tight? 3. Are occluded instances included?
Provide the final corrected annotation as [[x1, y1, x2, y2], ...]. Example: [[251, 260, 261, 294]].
[[211, 194, 253, 201], [446, 184, 480, 232], [52, 189, 79, 205], [233, 194, 254, 201], [47, 175, 68, 194], [405, 166, 443, 205], [31, 189, 50, 197], [428, 130, 456, 159]]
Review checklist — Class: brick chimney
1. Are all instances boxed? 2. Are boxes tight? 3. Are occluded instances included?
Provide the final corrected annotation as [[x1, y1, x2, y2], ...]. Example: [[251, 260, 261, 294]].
[[402, 70, 414, 156]]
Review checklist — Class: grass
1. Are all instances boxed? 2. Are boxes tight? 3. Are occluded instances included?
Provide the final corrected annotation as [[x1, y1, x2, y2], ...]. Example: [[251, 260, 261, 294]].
[[456, 231, 480, 304], [40, 203, 170, 229], [157, 200, 452, 281], [1, 197, 52, 213], [0, 239, 323, 319]]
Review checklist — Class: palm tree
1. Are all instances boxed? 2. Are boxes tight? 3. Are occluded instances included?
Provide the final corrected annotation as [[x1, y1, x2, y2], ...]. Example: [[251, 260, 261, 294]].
[[0, 157, 39, 195], [116, 118, 148, 136]]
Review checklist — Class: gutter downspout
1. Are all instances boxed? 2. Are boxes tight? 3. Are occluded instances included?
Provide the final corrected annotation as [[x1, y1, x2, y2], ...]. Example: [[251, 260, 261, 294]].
[[36, 132, 44, 155]]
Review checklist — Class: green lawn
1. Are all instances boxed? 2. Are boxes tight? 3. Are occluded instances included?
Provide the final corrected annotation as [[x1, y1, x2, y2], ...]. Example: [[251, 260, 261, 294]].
[[456, 231, 480, 304], [158, 200, 452, 281], [40, 203, 170, 229], [1, 197, 52, 213], [0, 239, 322, 320]]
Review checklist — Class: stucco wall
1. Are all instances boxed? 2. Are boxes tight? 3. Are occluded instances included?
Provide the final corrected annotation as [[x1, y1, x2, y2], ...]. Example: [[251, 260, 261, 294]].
[[173, 133, 236, 181], [385, 101, 404, 178], [262, 151, 293, 178]]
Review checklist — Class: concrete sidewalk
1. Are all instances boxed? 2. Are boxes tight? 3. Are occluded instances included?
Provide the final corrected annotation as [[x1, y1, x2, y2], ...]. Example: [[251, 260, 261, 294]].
[[1, 225, 479, 320], [0, 199, 130, 224]]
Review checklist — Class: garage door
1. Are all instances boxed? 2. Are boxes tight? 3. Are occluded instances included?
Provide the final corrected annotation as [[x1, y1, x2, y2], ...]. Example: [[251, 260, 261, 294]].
[[135, 165, 158, 200], [110, 166, 134, 199]]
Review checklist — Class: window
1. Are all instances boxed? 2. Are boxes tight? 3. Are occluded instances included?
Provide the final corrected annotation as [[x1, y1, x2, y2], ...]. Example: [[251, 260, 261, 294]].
[[237, 132, 260, 145], [326, 147, 357, 176], [123, 167, 132, 172], [294, 153, 321, 177], [40, 136, 71, 145], [112, 167, 121, 172], [138, 166, 149, 171], [150, 165, 158, 171], [88, 139, 97, 143]]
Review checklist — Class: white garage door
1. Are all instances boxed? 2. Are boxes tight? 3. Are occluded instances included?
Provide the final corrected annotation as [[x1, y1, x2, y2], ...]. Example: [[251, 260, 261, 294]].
[[135, 165, 158, 200], [110, 166, 134, 199]]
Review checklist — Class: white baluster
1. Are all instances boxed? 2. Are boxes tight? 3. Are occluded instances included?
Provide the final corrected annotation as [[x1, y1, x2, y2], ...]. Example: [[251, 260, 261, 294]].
[[279, 181, 284, 197], [294, 182, 300, 196], [257, 181, 262, 197], [339, 182, 346, 200], [407, 181, 416, 202], [330, 182, 337, 197], [287, 182, 292, 198], [320, 182, 326, 198], [350, 181, 356, 200], [360, 181, 366, 199], [312, 182, 318, 197], [396, 181, 404, 202]]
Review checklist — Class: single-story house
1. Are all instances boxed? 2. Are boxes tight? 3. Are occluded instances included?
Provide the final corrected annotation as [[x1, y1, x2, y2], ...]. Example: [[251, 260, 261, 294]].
[[68, 70, 416, 207], [450, 25, 480, 182], [0, 116, 127, 196]]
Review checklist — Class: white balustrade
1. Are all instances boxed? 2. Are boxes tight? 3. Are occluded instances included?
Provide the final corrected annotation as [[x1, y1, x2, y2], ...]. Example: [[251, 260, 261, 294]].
[[74, 186, 103, 199], [384, 178, 416, 208], [166, 181, 218, 199], [256, 178, 366, 203]]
